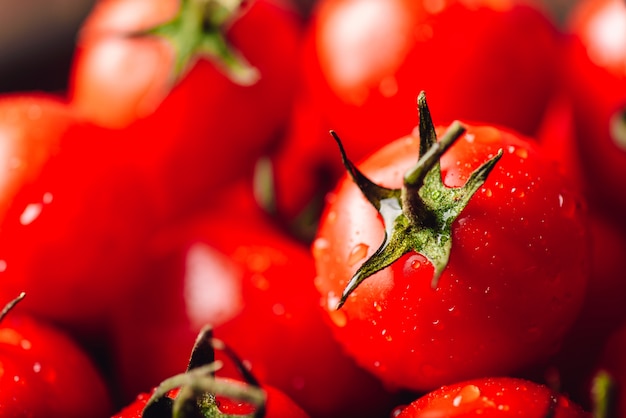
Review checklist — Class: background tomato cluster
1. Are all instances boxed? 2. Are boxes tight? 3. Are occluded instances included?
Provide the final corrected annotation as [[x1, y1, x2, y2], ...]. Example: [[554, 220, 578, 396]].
[[0, 0, 624, 417]]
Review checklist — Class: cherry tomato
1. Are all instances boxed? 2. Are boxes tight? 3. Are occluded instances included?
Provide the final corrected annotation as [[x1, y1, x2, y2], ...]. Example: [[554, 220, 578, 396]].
[[69, 0, 303, 221], [562, 0, 626, 220], [313, 94, 589, 392], [109, 181, 403, 418], [113, 326, 310, 418], [0, 294, 113, 417], [0, 121, 159, 334], [393, 377, 590, 417], [270, 0, 562, 225]]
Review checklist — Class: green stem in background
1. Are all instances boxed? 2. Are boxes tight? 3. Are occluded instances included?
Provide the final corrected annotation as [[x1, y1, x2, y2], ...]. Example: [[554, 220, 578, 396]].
[[334, 91, 503, 309], [137, 0, 259, 87]]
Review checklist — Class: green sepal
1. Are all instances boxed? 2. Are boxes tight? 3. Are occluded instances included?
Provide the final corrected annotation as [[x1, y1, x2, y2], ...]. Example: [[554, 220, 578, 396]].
[[334, 91, 503, 309], [137, 0, 259, 88]]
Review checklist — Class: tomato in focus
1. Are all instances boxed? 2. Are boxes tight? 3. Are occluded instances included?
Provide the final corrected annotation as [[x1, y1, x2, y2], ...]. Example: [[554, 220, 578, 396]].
[[313, 103, 589, 392]]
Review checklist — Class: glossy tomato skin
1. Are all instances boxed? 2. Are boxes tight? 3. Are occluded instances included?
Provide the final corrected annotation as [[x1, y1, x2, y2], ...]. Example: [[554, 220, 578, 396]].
[[0, 122, 159, 333], [313, 125, 589, 392], [271, 0, 562, 222], [0, 311, 113, 417], [394, 377, 590, 417], [0, 93, 73, 222], [109, 181, 402, 418], [562, 0, 626, 219], [70, 0, 303, 222]]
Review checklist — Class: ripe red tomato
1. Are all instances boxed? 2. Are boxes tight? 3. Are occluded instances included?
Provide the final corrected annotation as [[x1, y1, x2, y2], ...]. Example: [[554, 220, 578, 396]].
[[562, 0, 626, 219], [0, 294, 113, 417], [113, 326, 310, 418], [69, 0, 303, 221], [0, 121, 159, 334], [270, 0, 562, 223], [0, 93, 73, 222], [109, 181, 403, 418], [393, 377, 590, 417], [313, 95, 589, 392]]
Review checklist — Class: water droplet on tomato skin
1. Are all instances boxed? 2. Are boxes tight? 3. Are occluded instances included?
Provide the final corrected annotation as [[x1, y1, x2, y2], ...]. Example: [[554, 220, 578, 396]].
[[329, 307, 347, 328], [348, 243, 369, 266], [452, 384, 481, 406], [312, 237, 330, 260]]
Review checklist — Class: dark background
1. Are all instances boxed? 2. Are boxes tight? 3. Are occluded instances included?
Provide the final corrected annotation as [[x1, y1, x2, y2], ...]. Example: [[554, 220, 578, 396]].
[[0, 0, 578, 94]]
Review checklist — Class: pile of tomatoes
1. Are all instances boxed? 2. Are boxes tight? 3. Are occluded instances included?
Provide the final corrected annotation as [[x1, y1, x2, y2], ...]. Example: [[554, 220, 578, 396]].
[[0, 0, 625, 416]]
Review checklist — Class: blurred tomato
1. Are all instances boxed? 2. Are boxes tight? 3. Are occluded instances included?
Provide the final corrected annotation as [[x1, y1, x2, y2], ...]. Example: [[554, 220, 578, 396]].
[[70, 0, 304, 222], [270, 0, 562, 226], [109, 181, 404, 418], [563, 0, 626, 220]]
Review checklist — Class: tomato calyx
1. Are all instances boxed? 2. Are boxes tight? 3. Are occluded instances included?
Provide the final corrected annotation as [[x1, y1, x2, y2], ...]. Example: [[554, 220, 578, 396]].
[[333, 91, 503, 309], [137, 0, 259, 87], [142, 325, 267, 418]]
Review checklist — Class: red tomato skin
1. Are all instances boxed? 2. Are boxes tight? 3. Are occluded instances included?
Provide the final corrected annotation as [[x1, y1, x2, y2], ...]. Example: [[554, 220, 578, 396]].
[[271, 0, 562, 220], [562, 0, 626, 219], [394, 377, 590, 417], [313, 125, 589, 392], [109, 182, 403, 418], [0, 93, 73, 222], [0, 123, 159, 332], [0, 313, 113, 417]]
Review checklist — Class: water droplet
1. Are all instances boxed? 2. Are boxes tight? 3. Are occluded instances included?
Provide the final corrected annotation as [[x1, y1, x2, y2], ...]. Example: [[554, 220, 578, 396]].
[[452, 385, 481, 406], [250, 274, 270, 291], [32, 362, 41, 373], [312, 238, 330, 259], [373, 301, 383, 312], [348, 243, 369, 266], [20, 203, 42, 225], [515, 148, 529, 159], [482, 187, 493, 197], [272, 304, 285, 316], [379, 76, 398, 97], [432, 319, 445, 330], [465, 133, 475, 143], [0, 260, 6, 273], [329, 309, 347, 327], [42, 192, 53, 204]]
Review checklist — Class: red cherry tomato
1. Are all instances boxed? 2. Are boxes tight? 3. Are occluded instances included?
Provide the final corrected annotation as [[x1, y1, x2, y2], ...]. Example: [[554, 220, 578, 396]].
[[563, 0, 626, 219], [70, 0, 303, 221], [313, 96, 589, 392], [109, 181, 403, 418], [271, 0, 562, 223], [113, 326, 310, 418], [0, 294, 113, 417], [394, 377, 590, 417], [0, 122, 159, 333]]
